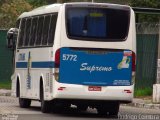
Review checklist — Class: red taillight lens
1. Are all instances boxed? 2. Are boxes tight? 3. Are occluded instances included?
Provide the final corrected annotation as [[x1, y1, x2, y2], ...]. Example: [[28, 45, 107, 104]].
[[54, 49, 60, 81], [132, 51, 136, 72], [124, 89, 132, 94], [55, 49, 60, 68]]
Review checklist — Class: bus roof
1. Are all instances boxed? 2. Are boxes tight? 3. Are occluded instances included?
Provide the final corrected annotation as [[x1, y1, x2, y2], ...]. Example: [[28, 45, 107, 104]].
[[18, 2, 131, 19], [18, 4, 62, 19]]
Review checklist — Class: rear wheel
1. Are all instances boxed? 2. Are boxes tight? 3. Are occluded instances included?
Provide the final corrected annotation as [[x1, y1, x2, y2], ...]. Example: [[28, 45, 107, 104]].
[[52, 102, 70, 113], [19, 98, 31, 108], [41, 98, 51, 113], [108, 103, 120, 117], [97, 106, 108, 116], [77, 105, 88, 111], [97, 102, 119, 117], [17, 80, 31, 108], [40, 81, 51, 113]]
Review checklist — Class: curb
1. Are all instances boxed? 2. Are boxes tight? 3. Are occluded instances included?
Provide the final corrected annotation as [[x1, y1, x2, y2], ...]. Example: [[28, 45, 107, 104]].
[[0, 89, 11, 96], [0, 92, 11, 96], [123, 102, 160, 110]]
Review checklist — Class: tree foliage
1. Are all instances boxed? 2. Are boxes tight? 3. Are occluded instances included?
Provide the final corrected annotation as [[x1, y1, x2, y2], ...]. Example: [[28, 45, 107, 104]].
[[130, 0, 160, 8], [0, 0, 32, 28], [0, 0, 160, 29], [26, 0, 47, 7], [130, 0, 160, 22]]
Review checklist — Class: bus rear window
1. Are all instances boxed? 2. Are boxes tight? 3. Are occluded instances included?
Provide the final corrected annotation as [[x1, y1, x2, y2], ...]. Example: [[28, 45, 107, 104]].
[[66, 7, 130, 41]]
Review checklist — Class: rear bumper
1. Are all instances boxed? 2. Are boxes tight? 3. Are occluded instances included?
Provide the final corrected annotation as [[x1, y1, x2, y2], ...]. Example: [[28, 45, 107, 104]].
[[52, 82, 134, 103]]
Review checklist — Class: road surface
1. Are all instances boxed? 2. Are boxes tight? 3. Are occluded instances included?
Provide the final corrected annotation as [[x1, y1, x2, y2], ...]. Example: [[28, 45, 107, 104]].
[[0, 96, 160, 120]]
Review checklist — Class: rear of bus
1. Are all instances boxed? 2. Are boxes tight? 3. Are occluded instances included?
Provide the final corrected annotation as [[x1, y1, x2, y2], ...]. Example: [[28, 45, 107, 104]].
[[54, 3, 136, 107]]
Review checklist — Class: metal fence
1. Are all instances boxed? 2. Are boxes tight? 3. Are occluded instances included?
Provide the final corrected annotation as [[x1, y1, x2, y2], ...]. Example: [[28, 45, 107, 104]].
[[135, 23, 159, 90], [136, 23, 159, 34], [0, 30, 12, 83], [0, 23, 159, 89]]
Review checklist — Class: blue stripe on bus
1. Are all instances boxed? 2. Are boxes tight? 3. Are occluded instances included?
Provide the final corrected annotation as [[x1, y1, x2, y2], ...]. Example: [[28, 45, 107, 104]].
[[32, 62, 55, 68], [16, 61, 55, 68], [16, 62, 28, 68]]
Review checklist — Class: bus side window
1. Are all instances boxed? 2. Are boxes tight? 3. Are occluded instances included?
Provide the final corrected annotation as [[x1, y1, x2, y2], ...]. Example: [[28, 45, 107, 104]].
[[18, 18, 26, 47], [42, 15, 51, 46], [16, 19, 20, 29], [48, 14, 58, 46], [24, 18, 31, 47], [36, 16, 44, 46], [29, 17, 38, 46]]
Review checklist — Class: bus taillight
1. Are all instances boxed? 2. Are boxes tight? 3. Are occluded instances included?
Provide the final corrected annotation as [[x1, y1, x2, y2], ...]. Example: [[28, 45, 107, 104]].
[[54, 49, 60, 81], [132, 51, 136, 72], [55, 49, 60, 68]]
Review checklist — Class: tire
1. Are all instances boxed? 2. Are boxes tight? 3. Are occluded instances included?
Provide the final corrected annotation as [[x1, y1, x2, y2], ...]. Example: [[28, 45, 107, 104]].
[[41, 99, 51, 113], [97, 102, 120, 116], [19, 98, 31, 108], [52, 102, 70, 113], [77, 105, 88, 111], [18, 80, 31, 108], [40, 82, 51, 113], [97, 106, 108, 116], [108, 103, 120, 117]]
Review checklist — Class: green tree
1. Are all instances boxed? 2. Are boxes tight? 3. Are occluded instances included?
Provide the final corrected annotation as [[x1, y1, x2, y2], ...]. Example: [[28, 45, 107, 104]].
[[26, 0, 47, 7], [130, 0, 160, 22], [0, 0, 32, 28], [130, 0, 160, 8]]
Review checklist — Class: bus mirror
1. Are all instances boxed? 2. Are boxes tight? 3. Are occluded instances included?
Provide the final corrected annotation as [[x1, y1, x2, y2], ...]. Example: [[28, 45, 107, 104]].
[[7, 28, 18, 50]]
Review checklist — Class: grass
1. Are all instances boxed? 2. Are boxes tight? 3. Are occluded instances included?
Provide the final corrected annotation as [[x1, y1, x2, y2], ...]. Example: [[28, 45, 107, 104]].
[[134, 87, 152, 97], [0, 81, 11, 89]]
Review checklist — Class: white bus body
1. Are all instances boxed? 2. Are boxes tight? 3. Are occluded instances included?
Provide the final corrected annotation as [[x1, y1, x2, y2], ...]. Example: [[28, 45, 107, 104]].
[[9, 3, 136, 115]]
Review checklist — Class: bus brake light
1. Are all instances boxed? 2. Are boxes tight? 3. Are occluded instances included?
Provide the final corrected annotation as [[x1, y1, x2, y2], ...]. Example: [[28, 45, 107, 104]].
[[132, 51, 136, 72], [54, 49, 60, 81], [55, 49, 60, 68]]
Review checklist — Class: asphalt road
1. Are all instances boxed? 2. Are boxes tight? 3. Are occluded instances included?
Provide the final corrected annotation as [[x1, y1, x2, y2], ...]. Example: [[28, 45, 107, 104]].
[[0, 96, 160, 120]]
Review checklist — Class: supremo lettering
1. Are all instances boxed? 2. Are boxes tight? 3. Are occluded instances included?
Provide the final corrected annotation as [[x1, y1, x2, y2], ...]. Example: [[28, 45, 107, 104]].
[[80, 63, 112, 73]]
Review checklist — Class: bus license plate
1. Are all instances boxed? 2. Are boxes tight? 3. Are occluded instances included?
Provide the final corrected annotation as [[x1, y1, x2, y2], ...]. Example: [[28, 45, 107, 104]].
[[88, 86, 101, 91]]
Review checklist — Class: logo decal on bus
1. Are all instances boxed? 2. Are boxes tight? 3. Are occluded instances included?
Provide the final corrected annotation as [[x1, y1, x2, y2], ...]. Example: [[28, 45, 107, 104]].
[[18, 53, 25, 61], [27, 52, 31, 89], [80, 63, 112, 73], [117, 51, 131, 69]]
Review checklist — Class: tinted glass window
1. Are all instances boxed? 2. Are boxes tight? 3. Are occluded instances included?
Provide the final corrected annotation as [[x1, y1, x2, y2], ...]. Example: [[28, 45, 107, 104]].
[[16, 19, 20, 28], [48, 14, 58, 45], [29, 17, 38, 46], [17, 13, 58, 48], [24, 18, 31, 46], [36, 16, 44, 46], [18, 18, 26, 47], [66, 7, 130, 41], [42, 15, 50, 45]]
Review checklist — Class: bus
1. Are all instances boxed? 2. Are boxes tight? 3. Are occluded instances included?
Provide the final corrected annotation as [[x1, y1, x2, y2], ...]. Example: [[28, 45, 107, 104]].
[[7, 2, 136, 116]]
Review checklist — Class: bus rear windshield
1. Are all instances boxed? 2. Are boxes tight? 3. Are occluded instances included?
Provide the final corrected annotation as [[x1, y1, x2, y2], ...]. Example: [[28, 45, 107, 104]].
[[66, 7, 130, 41]]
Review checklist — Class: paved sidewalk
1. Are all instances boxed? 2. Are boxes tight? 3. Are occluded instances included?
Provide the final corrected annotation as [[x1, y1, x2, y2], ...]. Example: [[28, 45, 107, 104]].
[[124, 96, 160, 109], [0, 89, 11, 96]]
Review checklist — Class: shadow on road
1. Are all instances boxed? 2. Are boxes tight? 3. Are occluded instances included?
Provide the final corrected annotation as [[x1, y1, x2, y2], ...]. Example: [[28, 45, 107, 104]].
[[27, 106, 118, 119]]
